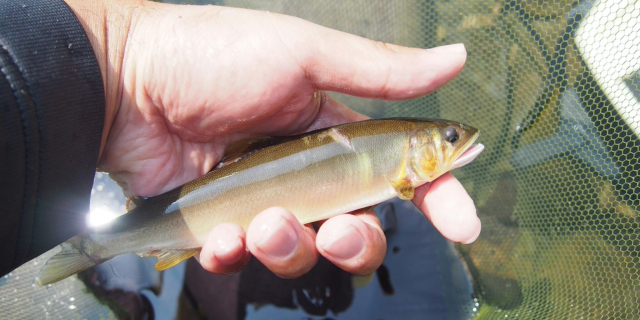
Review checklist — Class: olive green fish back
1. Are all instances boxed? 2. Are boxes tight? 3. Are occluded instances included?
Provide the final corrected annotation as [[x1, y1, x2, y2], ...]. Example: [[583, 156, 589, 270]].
[[182, 0, 639, 318]]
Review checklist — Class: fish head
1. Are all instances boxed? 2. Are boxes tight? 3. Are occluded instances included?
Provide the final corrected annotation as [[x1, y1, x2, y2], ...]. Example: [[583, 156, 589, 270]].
[[408, 119, 484, 183]]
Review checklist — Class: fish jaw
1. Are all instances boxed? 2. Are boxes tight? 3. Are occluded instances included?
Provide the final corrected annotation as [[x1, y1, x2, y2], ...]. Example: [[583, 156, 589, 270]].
[[452, 143, 484, 169]]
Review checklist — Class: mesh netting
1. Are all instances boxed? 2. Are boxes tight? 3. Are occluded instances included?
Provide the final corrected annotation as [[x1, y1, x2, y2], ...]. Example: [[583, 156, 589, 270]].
[[206, 0, 639, 318], [1, 0, 638, 319], [0, 250, 117, 319]]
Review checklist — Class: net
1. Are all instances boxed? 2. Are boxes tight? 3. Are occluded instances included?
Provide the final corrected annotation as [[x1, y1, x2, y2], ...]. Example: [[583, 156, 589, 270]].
[[202, 0, 639, 318], [1, 0, 638, 319]]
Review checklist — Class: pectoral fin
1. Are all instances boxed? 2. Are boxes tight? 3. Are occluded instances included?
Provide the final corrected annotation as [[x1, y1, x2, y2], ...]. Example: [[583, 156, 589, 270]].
[[390, 179, 414, 200], [139, 249, 200, 270]]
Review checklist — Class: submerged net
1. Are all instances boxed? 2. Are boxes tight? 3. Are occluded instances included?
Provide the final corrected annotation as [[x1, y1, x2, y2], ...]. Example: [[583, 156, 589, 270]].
[[207, 0, 639, 318], [1, 0, 638, 319]]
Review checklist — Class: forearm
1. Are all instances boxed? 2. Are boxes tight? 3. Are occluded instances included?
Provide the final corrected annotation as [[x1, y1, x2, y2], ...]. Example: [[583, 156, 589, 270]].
[[63, 0, 144, 158], [0, 0, 105, 275]]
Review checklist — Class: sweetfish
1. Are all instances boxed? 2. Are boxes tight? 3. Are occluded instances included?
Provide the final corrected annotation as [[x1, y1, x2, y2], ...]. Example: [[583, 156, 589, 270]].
[[36, 118, 484, 285]]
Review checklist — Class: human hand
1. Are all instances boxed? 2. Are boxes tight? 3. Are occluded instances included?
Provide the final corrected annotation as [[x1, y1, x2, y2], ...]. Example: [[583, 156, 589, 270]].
[[64, 0, 480, 277]]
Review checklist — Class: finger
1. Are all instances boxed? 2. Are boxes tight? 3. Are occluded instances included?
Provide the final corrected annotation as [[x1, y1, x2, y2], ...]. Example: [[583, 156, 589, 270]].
[[316, 210, 386, 275], [246, 207, 318, 278], [197, 223, 251, 274], [294, 21, 467, 99], [413, 173, 481, 244]]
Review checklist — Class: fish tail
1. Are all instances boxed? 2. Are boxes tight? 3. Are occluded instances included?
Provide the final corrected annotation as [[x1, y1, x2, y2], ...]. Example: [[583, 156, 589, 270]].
[[36, 238, 107, 285]]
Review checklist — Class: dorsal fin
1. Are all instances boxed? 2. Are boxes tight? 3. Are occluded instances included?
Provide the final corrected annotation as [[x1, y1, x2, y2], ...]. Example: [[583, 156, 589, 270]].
[[213, 135, 300, 170], [213, 126, 342, 170]]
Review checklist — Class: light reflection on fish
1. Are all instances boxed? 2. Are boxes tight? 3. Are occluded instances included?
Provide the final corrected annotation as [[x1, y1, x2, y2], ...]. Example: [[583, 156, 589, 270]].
[[36, 118, 484, 285]]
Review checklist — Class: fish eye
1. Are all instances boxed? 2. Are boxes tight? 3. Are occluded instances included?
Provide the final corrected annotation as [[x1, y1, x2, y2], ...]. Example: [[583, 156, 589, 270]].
[[445, 127, 459, 143]]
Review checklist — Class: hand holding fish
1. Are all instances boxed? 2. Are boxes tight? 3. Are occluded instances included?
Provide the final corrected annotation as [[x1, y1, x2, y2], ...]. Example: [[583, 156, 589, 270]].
[[50, 0, 481, 282]]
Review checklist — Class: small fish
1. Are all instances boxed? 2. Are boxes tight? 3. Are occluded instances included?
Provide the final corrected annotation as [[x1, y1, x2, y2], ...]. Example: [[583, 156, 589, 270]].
[[36, 118, 484, 285]]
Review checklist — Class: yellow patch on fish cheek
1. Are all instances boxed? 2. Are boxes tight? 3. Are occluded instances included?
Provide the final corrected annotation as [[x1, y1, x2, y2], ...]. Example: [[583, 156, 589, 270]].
[[421, 158, 438, 173]]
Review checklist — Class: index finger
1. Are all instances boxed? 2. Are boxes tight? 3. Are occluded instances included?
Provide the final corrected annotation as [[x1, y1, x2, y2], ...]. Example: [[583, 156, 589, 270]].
[[412, 173, 481, 244]]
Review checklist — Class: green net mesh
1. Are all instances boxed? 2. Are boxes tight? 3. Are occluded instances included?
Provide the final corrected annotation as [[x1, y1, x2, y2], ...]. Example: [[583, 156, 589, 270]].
[[205, 0, 639, 318], [1, 0, 638, 319]]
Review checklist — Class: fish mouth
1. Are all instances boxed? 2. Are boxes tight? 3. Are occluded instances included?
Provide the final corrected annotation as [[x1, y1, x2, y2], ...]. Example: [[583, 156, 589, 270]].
[[452, 132, 484, 169]]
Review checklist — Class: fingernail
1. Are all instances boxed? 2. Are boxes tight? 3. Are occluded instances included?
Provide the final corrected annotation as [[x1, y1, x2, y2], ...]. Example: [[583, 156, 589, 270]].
[[256, 217, 299, 260], [463, 221, 482, 244], [212, 235, 243, 265], [319, 226, 365, 260], [427, 43, 466, 54]]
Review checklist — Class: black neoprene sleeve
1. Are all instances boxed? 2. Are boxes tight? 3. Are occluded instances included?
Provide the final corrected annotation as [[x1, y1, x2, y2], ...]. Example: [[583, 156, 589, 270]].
[[0, 0, 105, 276]]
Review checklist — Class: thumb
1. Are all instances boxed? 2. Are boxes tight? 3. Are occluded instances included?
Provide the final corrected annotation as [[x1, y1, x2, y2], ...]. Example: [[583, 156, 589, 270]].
[[282, 17, 467, 99]]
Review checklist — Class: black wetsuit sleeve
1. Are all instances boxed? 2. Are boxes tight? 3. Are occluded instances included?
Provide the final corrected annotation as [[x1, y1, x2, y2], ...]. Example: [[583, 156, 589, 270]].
[[0, 0, 105, 276]]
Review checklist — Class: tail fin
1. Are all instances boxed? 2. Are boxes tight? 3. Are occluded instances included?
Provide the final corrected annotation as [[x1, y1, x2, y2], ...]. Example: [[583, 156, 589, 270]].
[[35, 240, 104, 285]]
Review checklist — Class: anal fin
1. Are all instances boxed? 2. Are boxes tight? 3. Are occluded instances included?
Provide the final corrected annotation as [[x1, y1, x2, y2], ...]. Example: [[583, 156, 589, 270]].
[[350, 206, 375, 215], [139, 249, 200, 270]]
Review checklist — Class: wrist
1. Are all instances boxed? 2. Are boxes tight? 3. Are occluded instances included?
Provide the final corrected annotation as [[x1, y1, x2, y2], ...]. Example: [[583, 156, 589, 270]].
[[63, 0, 143, 158]]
